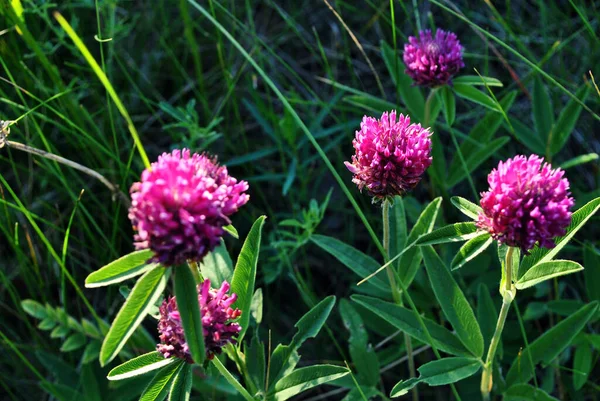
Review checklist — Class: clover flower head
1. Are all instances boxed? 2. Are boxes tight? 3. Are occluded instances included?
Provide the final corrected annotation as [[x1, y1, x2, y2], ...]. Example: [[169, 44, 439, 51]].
[[129, 149, 249, 266], [157, 280, 242, 362], [477, 155, 574, 252], [344, 111, 432, 199], [403, 29, 464, 87]]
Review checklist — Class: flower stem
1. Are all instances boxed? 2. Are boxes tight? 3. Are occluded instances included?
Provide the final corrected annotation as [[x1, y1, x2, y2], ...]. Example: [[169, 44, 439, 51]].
[[382, 199, 417, 401], [481, 247, 516, 401], [212, 357, 255, 401], [382, 200, 401, 303], [187, 261, 202, 284]]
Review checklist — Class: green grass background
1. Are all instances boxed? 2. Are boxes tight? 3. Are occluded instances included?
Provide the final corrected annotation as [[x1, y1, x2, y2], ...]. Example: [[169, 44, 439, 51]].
[[1, 0, 599, 399]]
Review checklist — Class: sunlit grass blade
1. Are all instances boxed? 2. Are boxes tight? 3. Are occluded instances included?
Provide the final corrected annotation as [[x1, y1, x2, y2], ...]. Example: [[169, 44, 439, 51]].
[[431, 0, 600, 122], [53, 12, 151, 168], [185, 0, 385, 257]]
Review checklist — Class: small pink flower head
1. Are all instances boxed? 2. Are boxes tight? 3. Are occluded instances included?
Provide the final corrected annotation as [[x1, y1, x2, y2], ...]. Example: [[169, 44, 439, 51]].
[[129, 149, 249, 266], [344, 111, 432, 199], [403, 29, 464, 87], [157, 280, 242, 362], [477, 155, 574, 252]]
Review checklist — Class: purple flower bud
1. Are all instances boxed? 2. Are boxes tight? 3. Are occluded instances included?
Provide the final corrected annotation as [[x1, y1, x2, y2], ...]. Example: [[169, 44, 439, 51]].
[[157, 280, 242, 362], [128, 149, 249, 266], [345, 111, 432, 199], [477, 155, 574, 252], [403, 29, 464, 87]]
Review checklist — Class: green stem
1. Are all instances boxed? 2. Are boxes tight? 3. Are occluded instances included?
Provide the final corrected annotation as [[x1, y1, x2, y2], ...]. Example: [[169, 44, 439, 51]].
[[382, 200, 400, 303], [187, 261, 202, 284], [227, 344, 257, 396], [185, 0, 386, 258], [212, 357, 255, 401], [481, 247, 516, 401], [382, 200, 417, 401]]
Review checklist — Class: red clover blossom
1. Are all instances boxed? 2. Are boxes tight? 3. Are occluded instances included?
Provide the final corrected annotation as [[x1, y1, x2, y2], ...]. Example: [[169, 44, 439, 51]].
[[128, 149, 249, 266], [157, 280, 241, 362], [403, 29, 464, 87], [345, 111, 432, 200], [477, 155, 574, 252]]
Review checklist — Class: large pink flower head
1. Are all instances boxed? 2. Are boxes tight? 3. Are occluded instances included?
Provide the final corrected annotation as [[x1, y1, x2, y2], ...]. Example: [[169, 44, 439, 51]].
[[129, 149, 249, 266], [157, 280, 242, 362], [477, 155, 574, 252], [345, 111, 432, 199], [403, 29, 464, 87]]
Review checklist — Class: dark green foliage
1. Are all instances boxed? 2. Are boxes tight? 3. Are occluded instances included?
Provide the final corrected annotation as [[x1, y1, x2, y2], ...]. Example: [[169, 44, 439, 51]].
[[1, 1, 599, 400]]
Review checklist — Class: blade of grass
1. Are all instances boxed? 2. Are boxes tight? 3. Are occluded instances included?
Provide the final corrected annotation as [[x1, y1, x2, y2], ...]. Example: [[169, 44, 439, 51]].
[[186, 0, 385, 256], [431, 0, 600, 122], [0, 174, 102, 324], [53, 12, 151, 168]]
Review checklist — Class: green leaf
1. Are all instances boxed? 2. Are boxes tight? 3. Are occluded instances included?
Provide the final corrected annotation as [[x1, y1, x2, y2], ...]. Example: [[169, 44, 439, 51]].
[[200, 240, 233, 288], [453, 83, 500, 111], [81, 318, 101, 338], [246, 334, 266, 393], [422, 246, 484, 358], [453, 75, 503, 87], [351, 295, 471, 357], [515, 260, 584, 290], [168, 363, 192, 401], [108, 352, 177, 381], [38, 317, 56, 331], [559, 153, 598, 170], [505, 301, 599, 386], [454, 91, 517, 160], [21, 299, 47, 319], [40, 382, 82, 401], [50, 325, 70, 338], [451, 234, 493, 270], [100, 267, 168, 366], [510, 118, 546, 154], [175, 266, 205, 366], [81, 341, 101, 365], [587, 334, 600, 350], [268, 296, 336, 388], [223, 224, 239, 239], [85, 250, 156, 288], [450, 196, 482, 220], [391, 357, 481, 397], [339, 299, 379, 386], [439, 86, 456, 126], [447, 136, 510, 187], [80, 363, 102, 401], [60, 333, 87, 352], [272, 365, 349, 401], [573, 343, 592, 391], [519, 197, 600, 279], [231, 216, 266, 340], [311, 235, 389, 291], [140, 361, 184, 401], [250, 288, 263, 325], [416, 222, 480, 246], [584, 245, 600, 302], [416, 357, 481, 386], [504, 384, 560, 401], [398, 197, 442, 287], [381, 41, 425, 121], [532, 75, 554, 142], [36, 350, 78, 387], [550, 84, 592, 155]]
